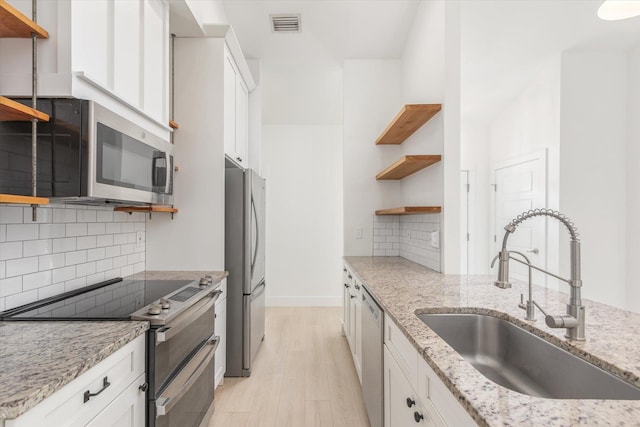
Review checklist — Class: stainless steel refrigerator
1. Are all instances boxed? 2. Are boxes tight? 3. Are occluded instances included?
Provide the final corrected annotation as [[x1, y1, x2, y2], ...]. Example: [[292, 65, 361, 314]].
[[225, 165, 266, 377]]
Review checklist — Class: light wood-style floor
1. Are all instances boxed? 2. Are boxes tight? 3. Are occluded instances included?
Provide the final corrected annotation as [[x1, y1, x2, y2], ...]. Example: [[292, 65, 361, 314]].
[[209, 307, 370, 427]]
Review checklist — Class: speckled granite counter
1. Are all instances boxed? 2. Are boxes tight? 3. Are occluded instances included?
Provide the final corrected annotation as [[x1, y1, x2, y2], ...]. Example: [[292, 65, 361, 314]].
[[345, 256, 640, 426], [126, 270, 228, 284], [0, 321, 148, 420]]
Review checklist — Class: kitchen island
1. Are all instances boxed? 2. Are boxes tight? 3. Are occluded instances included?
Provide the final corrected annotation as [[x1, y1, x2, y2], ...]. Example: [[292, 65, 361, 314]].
[[345, 256, 640, 426]]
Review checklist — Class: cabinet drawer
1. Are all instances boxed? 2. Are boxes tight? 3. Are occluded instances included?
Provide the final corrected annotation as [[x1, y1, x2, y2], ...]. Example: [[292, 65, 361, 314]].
[[86, 373, 146, 427], [6, 335, 145, 427], [384, 314, 418, 391]]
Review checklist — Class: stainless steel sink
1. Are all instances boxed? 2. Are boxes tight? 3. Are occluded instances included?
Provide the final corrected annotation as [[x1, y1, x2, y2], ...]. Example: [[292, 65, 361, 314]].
[[417, 313, 640, 399]]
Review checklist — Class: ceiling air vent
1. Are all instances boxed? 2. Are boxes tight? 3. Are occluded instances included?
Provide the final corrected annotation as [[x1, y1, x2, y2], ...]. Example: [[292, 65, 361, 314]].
[[270, 14, 301, 32]]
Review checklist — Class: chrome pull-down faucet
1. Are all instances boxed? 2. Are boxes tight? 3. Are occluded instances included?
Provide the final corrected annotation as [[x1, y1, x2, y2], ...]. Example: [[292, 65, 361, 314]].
[[491, 209, 585, 341]]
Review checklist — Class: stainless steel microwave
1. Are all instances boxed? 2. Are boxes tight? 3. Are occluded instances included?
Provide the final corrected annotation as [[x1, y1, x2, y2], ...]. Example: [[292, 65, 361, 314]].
[[0, 98, 173, 205]]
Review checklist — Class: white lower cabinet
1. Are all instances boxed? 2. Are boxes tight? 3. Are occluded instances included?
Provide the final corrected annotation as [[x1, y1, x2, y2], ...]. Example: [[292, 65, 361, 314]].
[[343, 265, 363, 383], [85, 373, 146, 427], [5, 335, 146, 427], [383, 314, 476, 427], [215, 279, 228, 388]]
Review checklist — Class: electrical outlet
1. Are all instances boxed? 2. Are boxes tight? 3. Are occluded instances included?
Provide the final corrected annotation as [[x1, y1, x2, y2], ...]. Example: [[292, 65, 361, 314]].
[[355, 227, 363, 239], [430, 231, 440, 249], [136, 231, 145, 250]]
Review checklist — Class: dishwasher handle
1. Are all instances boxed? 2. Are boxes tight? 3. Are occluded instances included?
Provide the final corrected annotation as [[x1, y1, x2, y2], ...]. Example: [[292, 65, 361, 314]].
[[362, 289, 381, 322]]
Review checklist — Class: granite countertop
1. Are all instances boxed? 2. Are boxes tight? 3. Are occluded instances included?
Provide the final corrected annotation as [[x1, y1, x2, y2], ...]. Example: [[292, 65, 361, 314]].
[[127, 270, 228, 284], [344, 256, 640, 426], [0, 321, 148, 420]]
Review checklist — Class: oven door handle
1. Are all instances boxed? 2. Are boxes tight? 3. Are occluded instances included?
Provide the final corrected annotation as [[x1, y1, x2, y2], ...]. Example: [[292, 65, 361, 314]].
[[155, 290, 222, 344], [155, 335, 220, 417]]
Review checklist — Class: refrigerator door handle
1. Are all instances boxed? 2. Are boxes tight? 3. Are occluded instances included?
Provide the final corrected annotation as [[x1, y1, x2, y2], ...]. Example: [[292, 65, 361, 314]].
[[250, 194, 259, 278], [251, 281, 266, 301]]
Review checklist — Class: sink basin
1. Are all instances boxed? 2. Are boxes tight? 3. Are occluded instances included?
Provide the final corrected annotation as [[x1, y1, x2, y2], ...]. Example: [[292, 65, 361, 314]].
[[417, 313, 640, 400]]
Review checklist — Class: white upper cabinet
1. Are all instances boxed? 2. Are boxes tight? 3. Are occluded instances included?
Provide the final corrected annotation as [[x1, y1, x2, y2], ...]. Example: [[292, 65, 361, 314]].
[[224, 48, 249, 168], [0, 0, 170, 137]]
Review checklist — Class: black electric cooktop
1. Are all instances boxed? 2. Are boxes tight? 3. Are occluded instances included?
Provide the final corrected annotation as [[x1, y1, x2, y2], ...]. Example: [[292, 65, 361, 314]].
[[0, 278, 193, 320]]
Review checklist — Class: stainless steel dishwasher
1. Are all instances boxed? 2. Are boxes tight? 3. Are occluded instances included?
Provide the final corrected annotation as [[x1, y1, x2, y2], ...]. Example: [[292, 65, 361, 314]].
[[361, 287, 383, 427]]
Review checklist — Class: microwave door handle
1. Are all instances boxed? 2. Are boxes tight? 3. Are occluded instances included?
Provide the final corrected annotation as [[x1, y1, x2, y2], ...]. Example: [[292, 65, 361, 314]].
[[166, 155, 173, 194]]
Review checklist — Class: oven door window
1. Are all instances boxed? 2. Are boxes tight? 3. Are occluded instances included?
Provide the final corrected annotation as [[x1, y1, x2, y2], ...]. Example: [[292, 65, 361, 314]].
[[96, 122, 163, 192]]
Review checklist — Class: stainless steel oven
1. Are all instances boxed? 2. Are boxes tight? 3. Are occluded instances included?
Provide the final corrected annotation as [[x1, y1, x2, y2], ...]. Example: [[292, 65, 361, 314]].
[[0, 276, 220, 427], [0, 98, 173, 205]]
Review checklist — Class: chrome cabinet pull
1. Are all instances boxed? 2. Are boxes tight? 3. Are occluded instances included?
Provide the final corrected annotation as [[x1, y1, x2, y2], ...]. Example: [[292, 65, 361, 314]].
[[84, 377, 111, 403]]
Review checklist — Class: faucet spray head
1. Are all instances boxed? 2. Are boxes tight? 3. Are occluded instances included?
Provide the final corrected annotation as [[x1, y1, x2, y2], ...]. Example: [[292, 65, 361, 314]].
[[494, 250, 512, 289]]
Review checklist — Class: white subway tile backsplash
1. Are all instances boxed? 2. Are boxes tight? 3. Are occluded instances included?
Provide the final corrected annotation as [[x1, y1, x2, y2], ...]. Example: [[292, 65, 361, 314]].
[[76, 262, 96, 277], [87, 247, 106, 262], [105, 223, 121, 234], [0, 204, 145, 307], [65, 250, 88, 266], [96, 234, 113, 247], [23, 207, 52, 224], [53, 266, 76, 283], [5, 289, 38, 310], [0, 276, 22, 296], [23, 239, 53, 257], [88, 223, 106, 235], [53, 208, 76, 223], [23, 271, 52, 291], [113, 233, 128, 245], [76, 210, 97, 223], [96, 211, 113, 222], [6, 257, 39, 277], [39, 253, 65, 271], [96, 258, 113, 273], [39, 223, 65, 239], [6, 224, 39, 241], [53, 237, 77, 253], [105, 246, 121, 258], [0, 206, 24, 224], [38, 282, 65, 299], [0, 242, 22, 261], [77, 236, 97, 250], [66, 223, 88, 237]]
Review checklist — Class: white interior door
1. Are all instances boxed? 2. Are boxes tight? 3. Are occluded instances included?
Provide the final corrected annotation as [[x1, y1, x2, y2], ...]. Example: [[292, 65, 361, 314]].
[[493, 150, 547, 284]]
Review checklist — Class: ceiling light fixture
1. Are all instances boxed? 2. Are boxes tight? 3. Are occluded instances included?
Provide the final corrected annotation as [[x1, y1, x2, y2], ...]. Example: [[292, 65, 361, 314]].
[[597, 0, 640, 20], [270, 14, 301, 32]]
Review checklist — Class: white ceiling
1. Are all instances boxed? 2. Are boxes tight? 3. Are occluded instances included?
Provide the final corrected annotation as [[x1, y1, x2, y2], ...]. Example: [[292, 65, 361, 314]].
[[462, 0, 640, 123], [222, 0, 421, 61]]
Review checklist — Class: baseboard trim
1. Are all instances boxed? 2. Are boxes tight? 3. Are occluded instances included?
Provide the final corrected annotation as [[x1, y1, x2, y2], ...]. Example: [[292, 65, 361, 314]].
[[266, 296, 342, 307]]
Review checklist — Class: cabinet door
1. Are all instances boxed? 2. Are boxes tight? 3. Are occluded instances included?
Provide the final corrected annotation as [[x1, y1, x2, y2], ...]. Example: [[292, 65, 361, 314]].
[[85, 373, 146, 427], [224, 54, 237, 160], [215, 297, 227, 388], [113, 0, 141, 106], [348, 292, 357, 353], [342, 281, 350, 336], [142, 0, 168, 124], [235, 78, 248, 166], [355, 290, 362, 381], [384, 346, 442, 427], [71, 0, 110, 87]]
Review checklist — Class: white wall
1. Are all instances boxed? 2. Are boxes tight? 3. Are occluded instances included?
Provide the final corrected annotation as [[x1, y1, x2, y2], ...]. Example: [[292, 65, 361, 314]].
[[627, 45, 640, 313], [560, 51, 627, 309], [146, 38, 226, 271], [261, 59, 343, 306], [343, 60, 403, 256]]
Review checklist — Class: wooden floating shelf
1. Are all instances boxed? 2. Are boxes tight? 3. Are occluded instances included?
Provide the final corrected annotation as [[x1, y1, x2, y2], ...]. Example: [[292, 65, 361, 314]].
[[376, 155, 441, 180], [169, 120, 179, 129], [0, 96, 49, 121], [114, 205, 178, 214], [375, 206, 442, 216], [0, 0, 49, 38], [0, 194, 49, 205], [376, 104, 442, 145], [114, 205, 178, 219]]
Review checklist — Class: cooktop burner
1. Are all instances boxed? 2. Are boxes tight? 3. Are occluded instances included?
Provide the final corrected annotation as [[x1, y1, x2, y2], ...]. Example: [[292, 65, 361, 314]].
[[3, 278, 193, 320]]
